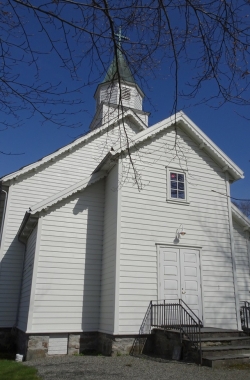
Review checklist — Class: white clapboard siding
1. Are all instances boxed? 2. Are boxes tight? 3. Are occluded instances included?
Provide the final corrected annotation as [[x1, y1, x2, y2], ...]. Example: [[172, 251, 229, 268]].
[[118, 125, 238, 333], [17, 226, 38, 331], [28, 180, 104, 333], [0, 121, 138, 327], [233, 220, 250, 303], [48, 334, 68, 355], [99, 165, 118, 333]]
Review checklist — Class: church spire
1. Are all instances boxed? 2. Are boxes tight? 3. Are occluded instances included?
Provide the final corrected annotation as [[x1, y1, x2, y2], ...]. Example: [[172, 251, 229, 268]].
[[90, 27, 149, 130], [103, 27, 136, 84], [102, 52, 136, 85]]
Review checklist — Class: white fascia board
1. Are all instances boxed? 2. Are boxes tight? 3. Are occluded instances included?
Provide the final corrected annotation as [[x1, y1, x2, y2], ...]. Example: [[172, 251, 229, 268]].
[[29, 170, 107, 215], [110, 111, 243, 181], [18, 170, 107, 243], [231, 202, 250, 230], [0, 110, 144, 183]]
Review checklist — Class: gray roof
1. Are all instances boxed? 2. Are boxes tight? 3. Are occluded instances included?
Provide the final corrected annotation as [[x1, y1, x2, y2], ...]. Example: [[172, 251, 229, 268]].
[[103, 50, 136, 84]]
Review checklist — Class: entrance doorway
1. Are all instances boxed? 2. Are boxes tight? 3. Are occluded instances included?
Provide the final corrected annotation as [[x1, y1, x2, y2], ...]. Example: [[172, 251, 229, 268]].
[[158, 246, 202, 321]]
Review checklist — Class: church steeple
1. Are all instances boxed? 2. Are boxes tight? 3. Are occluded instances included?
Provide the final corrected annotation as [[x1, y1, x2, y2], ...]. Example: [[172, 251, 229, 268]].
[[90, 28, 149, 130], [103, 27, 135, 85], [102, 47, 136, 85]]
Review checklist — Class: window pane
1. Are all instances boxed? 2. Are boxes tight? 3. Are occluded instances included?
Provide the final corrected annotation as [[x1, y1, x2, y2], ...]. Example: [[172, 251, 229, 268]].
[[178, 182, 184, 190], [171, 181, 177, 189], [171, 190, 177, 198], [178, 191, 185, 199], [170, 172, 177, 180], [178, 174, 184, 182]]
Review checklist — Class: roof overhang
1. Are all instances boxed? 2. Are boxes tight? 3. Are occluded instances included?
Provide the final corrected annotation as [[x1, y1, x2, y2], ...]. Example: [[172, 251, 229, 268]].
[[231, 203, 250, 232], [18, 212, 39, 244], [30, 170, 107, 215], [18, 170, 107, 243]]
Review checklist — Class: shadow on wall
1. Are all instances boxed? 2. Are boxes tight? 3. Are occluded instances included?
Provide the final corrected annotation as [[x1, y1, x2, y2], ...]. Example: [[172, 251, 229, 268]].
[[72, 180, 105, 336], [0, 233, 25, 329]]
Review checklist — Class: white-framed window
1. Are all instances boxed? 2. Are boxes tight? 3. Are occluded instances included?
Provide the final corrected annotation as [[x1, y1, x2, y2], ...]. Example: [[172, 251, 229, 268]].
[[166, 167, 189, 204]]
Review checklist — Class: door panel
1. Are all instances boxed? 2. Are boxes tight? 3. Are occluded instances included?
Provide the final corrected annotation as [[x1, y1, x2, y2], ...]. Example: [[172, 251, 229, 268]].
[[159, 246, 202, 321], [160, 247, 180, 302], [181, 249, 202, 321]]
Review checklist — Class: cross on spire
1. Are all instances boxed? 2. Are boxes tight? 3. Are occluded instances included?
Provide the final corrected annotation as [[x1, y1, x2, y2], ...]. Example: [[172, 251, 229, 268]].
[[114, 26, 129, 48]]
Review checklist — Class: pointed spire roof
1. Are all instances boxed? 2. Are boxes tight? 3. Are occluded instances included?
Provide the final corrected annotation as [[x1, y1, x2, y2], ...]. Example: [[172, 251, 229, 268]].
[[103, 50, 136, 84]]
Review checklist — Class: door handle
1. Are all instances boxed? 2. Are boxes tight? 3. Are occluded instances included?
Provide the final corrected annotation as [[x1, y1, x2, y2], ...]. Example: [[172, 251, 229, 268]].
[[182, 289, 186, 294]]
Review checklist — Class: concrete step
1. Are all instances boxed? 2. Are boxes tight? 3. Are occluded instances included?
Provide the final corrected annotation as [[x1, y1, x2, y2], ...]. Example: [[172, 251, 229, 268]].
[[202, 352, 250, 368], [201, 345, 250, 358]]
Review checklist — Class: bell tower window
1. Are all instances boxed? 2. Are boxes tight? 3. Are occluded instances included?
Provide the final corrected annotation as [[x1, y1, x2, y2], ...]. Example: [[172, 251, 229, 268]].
[[121, 87, 131, 101]]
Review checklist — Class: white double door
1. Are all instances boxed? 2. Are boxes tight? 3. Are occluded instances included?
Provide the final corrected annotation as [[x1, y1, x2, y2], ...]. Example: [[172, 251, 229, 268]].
[[159, 246, 202, 321]]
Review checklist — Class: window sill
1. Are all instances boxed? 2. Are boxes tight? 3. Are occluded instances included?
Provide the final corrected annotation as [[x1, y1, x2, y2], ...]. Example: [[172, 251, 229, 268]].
[[166, 199, 190, 206]]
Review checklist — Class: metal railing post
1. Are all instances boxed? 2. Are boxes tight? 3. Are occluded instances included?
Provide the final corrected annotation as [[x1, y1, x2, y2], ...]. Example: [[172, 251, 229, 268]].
[[164, 299, 165, 329], [150, 301, 153, 328]]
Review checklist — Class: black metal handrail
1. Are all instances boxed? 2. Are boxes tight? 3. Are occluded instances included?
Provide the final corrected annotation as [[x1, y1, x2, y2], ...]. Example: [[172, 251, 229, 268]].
[[130, 301, 152, 355], [139, 300, 152, 335], [240, 301, 250, 334], [151, 299, 202, 359], [131, 299, 202, 363], [179, 299, 203, 326]]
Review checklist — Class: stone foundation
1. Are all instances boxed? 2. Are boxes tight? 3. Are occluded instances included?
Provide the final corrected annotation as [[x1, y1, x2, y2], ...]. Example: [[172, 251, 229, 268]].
[[16, 331, 100, 360], [151, 328, 182, 360], [98, 333, 139, 356], [26, 335, 49, 361], [149, 328, 200, 362], [10, 330, 146, 360]]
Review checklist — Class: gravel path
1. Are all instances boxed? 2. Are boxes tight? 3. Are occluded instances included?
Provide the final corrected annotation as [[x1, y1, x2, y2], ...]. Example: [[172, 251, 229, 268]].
[[24, 355, 250, 380]]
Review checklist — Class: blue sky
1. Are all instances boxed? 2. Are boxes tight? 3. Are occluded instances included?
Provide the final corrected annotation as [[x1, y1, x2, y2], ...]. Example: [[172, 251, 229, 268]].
[[0, 5, 249, 200]]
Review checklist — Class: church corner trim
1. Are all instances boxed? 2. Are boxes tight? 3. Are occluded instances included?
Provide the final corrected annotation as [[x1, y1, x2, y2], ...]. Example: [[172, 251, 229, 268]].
[[113, 158, 122, 335]]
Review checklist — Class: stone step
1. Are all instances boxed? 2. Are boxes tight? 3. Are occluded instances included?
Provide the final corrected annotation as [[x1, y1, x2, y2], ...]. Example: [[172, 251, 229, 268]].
[[200, 336, 250, 347], [201, 345, 250, 358], [202, 352, 250, 368], [200, 332, 246, 338], [169, 327, 247, 339]]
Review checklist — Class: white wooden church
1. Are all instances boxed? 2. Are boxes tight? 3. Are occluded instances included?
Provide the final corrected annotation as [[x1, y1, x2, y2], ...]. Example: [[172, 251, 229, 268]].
[[0, 50, 250, 359]]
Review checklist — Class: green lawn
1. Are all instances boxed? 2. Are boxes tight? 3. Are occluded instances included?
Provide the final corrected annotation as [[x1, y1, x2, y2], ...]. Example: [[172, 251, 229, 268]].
[[0, 360, 41, 380]]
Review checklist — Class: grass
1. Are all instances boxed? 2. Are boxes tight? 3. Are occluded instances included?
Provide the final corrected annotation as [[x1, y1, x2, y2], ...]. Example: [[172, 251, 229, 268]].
[[0, 360, 41, 380]]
